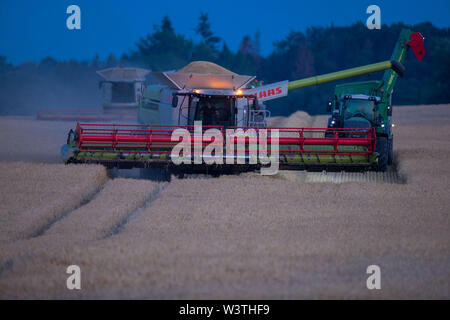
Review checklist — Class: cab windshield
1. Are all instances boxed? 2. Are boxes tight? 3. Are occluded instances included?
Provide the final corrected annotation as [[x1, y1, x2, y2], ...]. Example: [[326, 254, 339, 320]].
[[195, 97, 232, 126], [343, 99, 374, 121], [111, 82, 135, 103]]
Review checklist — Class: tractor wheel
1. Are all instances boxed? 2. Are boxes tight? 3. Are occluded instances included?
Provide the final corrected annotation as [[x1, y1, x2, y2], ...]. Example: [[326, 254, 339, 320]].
[[387, 138, 394, 165], [376, 136, 388, 172]]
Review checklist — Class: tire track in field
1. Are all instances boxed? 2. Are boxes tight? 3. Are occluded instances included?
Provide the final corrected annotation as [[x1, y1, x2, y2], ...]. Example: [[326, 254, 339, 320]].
[[0, 259, 16, 278], [0, 163, 108, 243], [29, 184, 105, 238], [103, 181, 169, 238], [0, 178, 166, 281], [43, 179, 165, 241]]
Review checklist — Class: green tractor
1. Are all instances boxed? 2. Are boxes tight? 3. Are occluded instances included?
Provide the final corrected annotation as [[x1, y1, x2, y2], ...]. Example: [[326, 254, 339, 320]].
[[326, 29, 425, 171]]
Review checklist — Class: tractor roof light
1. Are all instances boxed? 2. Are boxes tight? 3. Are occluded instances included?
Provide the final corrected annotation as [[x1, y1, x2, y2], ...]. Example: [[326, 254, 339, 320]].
[[193, 89, 201, 94], [234, 89, 243, 96]]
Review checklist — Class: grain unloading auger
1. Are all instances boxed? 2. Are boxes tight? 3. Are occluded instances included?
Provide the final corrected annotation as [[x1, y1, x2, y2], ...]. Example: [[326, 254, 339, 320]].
[[61, 60, 407, 173]]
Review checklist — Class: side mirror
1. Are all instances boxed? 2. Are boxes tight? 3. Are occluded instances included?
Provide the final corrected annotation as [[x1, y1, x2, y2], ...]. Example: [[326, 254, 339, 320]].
[[387, 105, 393, 116], [327, 101, 332, 113], [172, 95, 179, 108]]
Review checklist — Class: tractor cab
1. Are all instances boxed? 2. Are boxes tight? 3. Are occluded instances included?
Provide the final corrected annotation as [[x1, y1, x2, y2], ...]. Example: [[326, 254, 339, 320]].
[[328, 94, 381, 129], [341, 94, 380, 129]]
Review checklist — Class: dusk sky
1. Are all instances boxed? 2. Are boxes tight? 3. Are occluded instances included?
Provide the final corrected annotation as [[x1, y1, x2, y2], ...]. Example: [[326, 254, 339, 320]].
[[1, 0, 449, 65]]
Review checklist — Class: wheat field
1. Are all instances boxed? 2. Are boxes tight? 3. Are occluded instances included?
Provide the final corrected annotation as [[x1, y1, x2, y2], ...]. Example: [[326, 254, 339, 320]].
[[0, 105, 449, 299]]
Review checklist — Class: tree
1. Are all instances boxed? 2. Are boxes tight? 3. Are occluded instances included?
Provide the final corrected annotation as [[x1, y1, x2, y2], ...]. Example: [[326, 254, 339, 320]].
[[91, 54, 100, 69], [195, 13, 221, 51], [235, 35, 260, 76], [38, 56, 58, 73], [127, 15, 193, 70], [161, 14, 174, 33], [239, 35, 255, 56], [191, 42, 216, 62], [253, 29, 261, 55], [105, 54, 118, 68], [0, 56, 13, 74], [218, 44, 235, 70], [292, 41, 315, 79], [431, 37, 450, 102]]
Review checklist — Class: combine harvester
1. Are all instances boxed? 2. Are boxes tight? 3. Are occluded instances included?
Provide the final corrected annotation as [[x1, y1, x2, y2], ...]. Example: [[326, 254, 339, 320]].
[[61, 30, 424, 176], [38, 67, 150, 121]]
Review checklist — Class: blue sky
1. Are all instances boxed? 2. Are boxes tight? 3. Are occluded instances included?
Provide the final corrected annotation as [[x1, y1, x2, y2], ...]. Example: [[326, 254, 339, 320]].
[[0, 0, 449, 65]]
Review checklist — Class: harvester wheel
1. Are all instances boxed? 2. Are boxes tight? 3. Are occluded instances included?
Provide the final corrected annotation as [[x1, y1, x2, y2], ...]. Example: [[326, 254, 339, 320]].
[[376, 136, 388, 172], [387, 138, 394, 165]]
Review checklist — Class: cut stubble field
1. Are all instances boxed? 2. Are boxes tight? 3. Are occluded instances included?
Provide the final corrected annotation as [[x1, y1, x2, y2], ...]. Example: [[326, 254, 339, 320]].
[[0, 105, 449, 298]]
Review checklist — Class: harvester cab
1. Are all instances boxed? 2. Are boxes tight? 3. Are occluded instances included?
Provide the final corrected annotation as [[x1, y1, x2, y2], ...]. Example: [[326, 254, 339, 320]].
[[171, 89, 262, 127], [37, 67, 150, 121], [326, 29, 425, 171], [139, 67, 268, 127], [96, 67, 151, 111]]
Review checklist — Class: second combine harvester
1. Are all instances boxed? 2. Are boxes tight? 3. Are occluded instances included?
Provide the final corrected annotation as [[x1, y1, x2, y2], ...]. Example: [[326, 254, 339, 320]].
[[61, 29, 424, 174]]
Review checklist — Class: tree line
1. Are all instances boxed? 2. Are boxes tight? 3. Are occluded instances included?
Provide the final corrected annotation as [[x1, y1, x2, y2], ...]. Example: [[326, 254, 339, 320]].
[[0, 14, 449, 116]]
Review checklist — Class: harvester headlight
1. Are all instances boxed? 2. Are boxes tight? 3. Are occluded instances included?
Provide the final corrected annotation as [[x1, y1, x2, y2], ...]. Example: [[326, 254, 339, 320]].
[[193, 89, 201, 94], [331, 120, 336, 125], [381, 123, 385, 128], [234, 89, 243, 95], [391, 123, 395, 127]]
